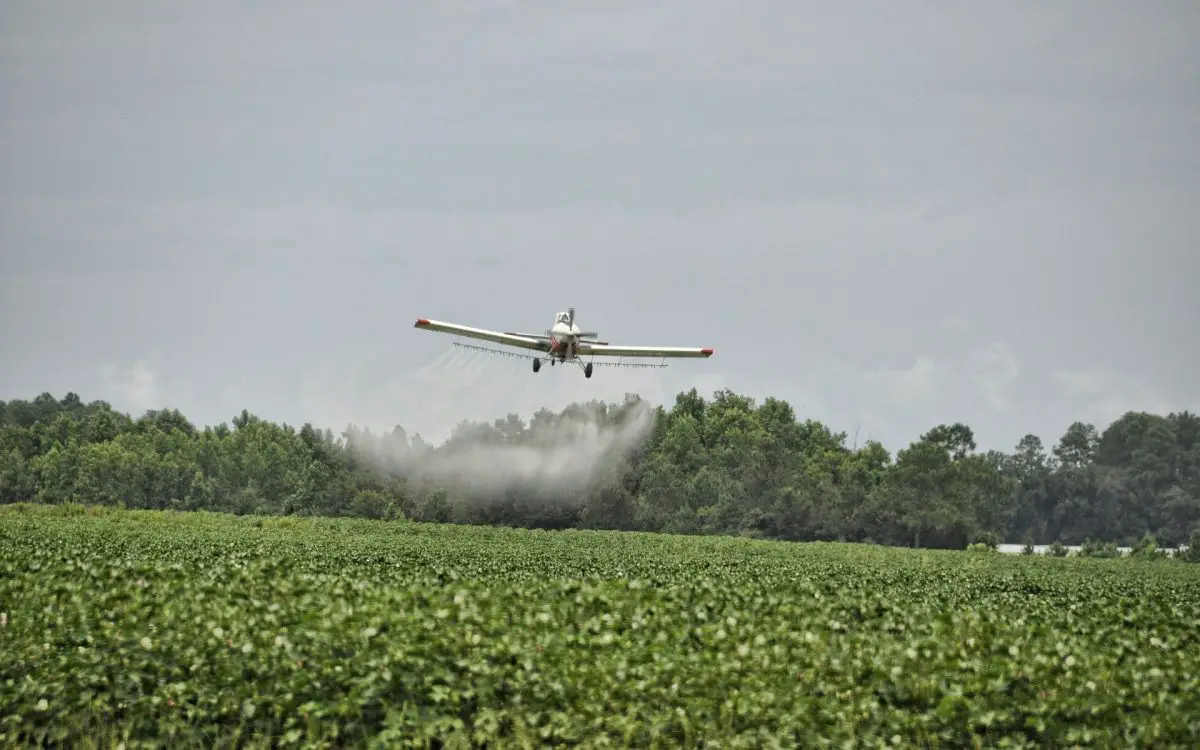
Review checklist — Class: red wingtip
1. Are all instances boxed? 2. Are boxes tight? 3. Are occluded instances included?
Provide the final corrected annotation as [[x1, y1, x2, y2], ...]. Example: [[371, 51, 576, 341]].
[[415, 318, 429, 326], [701, 348, 714, 356]]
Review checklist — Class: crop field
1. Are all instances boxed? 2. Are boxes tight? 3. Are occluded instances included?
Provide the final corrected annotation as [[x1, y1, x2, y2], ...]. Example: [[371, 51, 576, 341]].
[[1, 505, 1198, 749]]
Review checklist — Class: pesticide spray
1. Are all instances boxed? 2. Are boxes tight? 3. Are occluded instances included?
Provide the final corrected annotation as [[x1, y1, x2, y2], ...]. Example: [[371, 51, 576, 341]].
[[343, 345, 666, 510]]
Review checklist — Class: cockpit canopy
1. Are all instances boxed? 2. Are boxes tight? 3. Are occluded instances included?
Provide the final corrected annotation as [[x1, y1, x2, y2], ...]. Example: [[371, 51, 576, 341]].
[[556, 311, 571, 325]]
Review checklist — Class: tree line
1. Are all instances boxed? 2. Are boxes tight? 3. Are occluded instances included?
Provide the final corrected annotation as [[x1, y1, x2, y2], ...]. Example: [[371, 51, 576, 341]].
[[1, 389, 1198, 552]]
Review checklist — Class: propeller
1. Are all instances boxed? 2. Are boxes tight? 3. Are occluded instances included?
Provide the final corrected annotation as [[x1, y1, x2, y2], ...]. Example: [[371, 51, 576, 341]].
[[568, 307, 600, 337], [544, 307, 600, 338]]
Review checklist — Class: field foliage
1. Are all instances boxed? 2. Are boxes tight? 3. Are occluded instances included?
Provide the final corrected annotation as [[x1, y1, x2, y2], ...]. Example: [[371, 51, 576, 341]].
[[2, 504, 1198, 748]]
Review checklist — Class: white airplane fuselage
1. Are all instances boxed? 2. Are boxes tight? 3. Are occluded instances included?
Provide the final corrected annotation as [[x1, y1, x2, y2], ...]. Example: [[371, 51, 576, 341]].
[[547, 317, 582, 359]]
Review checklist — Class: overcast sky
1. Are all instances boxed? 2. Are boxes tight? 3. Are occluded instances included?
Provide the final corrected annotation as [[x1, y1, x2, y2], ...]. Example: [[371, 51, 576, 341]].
[[2, 0, 1197, 453]]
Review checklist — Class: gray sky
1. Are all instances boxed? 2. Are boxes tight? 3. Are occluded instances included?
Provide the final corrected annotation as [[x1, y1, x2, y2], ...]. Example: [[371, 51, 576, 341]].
[[2, 0, 1198, 453]]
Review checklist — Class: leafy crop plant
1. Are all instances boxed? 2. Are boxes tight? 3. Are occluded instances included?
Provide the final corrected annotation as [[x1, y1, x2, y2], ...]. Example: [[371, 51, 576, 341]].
[[2, 505, 1198, 748]]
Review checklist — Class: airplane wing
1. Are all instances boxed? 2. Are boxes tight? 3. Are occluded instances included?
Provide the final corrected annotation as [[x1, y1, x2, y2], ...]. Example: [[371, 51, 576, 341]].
[[578, 342, 714, 359], [414, 318, 547, 352]]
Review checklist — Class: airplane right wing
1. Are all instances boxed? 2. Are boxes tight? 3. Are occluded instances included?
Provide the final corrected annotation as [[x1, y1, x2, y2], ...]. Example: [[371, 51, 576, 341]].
[[413, 318, 548, 353], [578, 342, 714, 358]]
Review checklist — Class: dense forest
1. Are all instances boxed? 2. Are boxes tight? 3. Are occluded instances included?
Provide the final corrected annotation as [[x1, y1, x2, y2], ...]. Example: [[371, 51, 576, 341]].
[[2, 389, 1198, 552]]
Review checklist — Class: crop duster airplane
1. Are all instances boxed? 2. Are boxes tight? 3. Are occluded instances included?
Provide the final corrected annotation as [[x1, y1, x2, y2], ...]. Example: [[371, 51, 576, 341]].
[[413, 307, 714, 379]]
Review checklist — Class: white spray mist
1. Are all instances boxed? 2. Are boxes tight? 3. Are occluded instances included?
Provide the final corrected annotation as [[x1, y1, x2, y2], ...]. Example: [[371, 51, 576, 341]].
[[350, 395, 659, 505]]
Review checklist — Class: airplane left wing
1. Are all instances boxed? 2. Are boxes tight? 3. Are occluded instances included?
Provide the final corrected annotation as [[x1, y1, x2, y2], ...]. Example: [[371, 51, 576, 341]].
[[414, 318, 547, 352], [578, 342, 714, 358]]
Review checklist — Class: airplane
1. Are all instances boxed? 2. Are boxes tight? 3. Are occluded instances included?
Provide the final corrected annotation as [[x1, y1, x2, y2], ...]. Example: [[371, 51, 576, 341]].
[[413, 307, 714, 378]]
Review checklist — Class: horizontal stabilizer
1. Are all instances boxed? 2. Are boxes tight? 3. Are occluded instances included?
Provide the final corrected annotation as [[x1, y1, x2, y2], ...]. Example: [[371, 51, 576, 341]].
[[453, 341, 669, 367]]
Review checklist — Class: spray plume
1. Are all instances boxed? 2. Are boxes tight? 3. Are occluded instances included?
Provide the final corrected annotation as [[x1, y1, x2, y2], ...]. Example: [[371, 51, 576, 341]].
[[337, 347, 665, 507]]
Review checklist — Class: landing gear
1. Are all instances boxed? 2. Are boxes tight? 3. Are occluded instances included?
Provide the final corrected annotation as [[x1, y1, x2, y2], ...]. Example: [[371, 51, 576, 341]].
[[533, 356, 593, 378]]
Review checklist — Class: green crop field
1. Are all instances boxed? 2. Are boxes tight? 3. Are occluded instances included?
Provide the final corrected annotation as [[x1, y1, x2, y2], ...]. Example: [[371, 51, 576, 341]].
[[1, 505, 1198, 749]]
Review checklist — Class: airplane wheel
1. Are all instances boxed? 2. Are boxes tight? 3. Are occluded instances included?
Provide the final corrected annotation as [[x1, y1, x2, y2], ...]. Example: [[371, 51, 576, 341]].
[[584, 362, 593, 378], [533, 359, 541, 373]]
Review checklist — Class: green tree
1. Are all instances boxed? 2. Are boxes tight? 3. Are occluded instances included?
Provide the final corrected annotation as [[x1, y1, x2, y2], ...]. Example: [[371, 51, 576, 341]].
[[0, 388, 1194, 552]]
